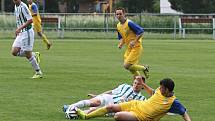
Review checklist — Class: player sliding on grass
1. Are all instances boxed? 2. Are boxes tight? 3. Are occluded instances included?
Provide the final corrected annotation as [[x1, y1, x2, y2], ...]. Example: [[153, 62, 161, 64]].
[[63, 76, 152, 119], [27, 0, 52, 50], [115, 7, 149, 78], [76, 78, 191, 121], [11, 0, 42, 79]]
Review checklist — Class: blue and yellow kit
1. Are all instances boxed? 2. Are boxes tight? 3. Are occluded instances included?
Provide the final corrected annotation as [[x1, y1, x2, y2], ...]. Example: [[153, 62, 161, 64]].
[[28, 2, 42, 32], [117, 19, 144, 64], [119, 88, 186, 121]]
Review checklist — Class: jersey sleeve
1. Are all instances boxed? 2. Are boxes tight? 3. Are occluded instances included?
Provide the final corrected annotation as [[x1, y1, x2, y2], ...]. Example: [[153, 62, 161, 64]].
[[31, 4, 38, 14], [168, 99, 187, 115], [128, 20, 144, 35], [117, 32, 122, 40]]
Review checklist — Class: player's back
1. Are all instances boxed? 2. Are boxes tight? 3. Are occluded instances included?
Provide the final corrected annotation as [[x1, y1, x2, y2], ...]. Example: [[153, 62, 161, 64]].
[[135, 89, 176, 120]]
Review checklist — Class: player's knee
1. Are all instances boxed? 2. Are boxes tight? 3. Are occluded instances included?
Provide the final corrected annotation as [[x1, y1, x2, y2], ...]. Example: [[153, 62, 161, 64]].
[[11, 51, 17, 56], [106, 105, 115, 112], [114, 113, 122, 121], [38, 32, 42, 36], [123, 64, 130, 70]]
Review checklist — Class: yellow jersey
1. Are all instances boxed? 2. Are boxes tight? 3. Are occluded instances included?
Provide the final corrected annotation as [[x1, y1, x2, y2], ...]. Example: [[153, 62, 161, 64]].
[[116, 19, 144, 48], [28, 2, 41, 25], [120, 88, 187, 121]]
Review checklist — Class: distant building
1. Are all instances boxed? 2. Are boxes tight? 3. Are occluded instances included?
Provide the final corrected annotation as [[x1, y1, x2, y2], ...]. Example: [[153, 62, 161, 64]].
[[160, 0, 182, 14], [58, 0, 114, 13]]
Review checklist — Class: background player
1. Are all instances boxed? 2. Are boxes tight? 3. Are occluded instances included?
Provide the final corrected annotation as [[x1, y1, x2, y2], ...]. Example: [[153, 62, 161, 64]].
[[11, 0, 42, 78], [116, 7, 149, 78], [27, 0, 52, 50]]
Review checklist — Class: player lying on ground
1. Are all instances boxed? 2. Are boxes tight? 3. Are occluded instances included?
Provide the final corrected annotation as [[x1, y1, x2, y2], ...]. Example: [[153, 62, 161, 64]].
[[63, 76, 153, 119], [76, 78, 192, 121]]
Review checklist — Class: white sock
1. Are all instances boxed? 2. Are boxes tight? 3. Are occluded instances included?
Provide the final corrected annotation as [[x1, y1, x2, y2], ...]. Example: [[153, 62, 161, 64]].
[[71, 100, 91, 108], [28, 56, 41, 72], [17, 50, 26, 57]]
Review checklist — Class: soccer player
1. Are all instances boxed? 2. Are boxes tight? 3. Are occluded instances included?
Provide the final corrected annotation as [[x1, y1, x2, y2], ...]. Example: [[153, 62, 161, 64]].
[[27, 0, 52, 50], [12, 0, 42, 79], [64, 76, 150, 118], [76, 78, 192, 121], [116, 7, 149, 78]]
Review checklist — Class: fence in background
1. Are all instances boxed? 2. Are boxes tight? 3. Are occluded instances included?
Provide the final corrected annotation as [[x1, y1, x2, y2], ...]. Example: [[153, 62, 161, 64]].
[[0, 13, 215, 39]]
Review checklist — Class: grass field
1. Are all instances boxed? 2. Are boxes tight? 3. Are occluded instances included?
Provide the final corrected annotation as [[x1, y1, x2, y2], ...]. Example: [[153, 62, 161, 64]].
[[0, 38, 215, 121]]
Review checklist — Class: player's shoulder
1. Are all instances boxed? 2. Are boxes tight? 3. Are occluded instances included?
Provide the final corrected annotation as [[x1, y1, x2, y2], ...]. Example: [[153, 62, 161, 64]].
[[20, 1, 28, 7], [118, 83, 130, 88], [32, 2, 37, 7], [128, 19, 138, 26], [20, 2, 29, 11], [127, 19, 133, 23]]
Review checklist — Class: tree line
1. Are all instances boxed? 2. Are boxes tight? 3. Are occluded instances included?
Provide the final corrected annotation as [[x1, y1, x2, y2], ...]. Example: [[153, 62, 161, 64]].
[[1, 0, 215, 13]]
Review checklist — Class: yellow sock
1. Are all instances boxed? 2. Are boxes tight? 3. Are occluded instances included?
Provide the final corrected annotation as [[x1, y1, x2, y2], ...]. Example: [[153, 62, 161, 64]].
[[130, 70, 140, 76], [86, 107, 108, 119], [42, 34, 50, 44], [129, 64, 146, 71]]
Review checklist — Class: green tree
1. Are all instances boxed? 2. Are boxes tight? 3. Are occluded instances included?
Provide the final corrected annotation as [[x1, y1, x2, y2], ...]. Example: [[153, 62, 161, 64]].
[[169, 0, 215, 13], [114, 0, 157, 13], [4, 0, 14, 12], [44, 0, 59, 13]]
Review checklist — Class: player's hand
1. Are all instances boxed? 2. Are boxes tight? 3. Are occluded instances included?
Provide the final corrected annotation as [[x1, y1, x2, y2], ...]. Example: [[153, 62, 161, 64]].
[[88, 94, 97, 98], [129, 40, 137, 48], [118, 43, 123, 49], [15, 28, 21, 36], [120, 97, 126, 102]]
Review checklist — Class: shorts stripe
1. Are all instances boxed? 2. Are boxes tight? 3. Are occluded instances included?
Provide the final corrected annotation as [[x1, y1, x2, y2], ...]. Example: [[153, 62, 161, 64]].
[[27, 30, 30, 45]]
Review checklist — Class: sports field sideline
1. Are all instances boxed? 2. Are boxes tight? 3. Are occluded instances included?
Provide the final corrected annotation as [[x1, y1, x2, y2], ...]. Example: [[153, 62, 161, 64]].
[[0, 39, 214, 121]]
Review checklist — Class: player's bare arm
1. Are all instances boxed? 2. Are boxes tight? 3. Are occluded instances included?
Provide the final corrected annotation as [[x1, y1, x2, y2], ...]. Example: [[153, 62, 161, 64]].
[[118, 39, 124, 49], [15, 19, 33, 35], [142, 81, 154, 96], [129, 33, 143, 48]]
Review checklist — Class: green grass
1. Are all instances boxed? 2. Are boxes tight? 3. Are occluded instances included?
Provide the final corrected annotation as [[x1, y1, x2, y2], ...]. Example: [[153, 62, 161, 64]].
[[0, 38, 215, 121]]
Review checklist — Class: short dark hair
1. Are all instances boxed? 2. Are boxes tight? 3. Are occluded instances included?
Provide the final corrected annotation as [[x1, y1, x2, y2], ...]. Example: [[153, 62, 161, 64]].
[[160, 78, 175, 92], [115, 7, 126, 13], [134, 76, 145, 83]]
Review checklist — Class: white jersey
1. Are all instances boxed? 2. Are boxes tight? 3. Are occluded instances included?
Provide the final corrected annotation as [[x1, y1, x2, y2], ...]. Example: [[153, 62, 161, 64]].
[[14, 2, 32, 32], [112, 83, 145, 104]]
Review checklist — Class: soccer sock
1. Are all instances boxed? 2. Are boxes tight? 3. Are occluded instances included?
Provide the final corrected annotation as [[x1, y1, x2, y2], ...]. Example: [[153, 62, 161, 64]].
[[17, 50, 26, 57], [28, 55, 40, 72], [72, 100, 91, 108], [41, 34, 50, 44], [129, 64, 146, 71], [129, 70, 140, 76], [86, 107, 108, 119]]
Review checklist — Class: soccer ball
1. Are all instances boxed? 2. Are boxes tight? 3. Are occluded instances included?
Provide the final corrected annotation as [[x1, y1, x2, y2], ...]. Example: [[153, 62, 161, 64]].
[[65, 106, 78, 119]]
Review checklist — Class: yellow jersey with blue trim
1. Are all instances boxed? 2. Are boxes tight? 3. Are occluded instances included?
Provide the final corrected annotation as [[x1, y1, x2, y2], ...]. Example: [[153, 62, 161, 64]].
[[134, 88, 176, 121], [117, 19, 144, 47], [29, 2, 41, 24], [120, 88, 187, 121]]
